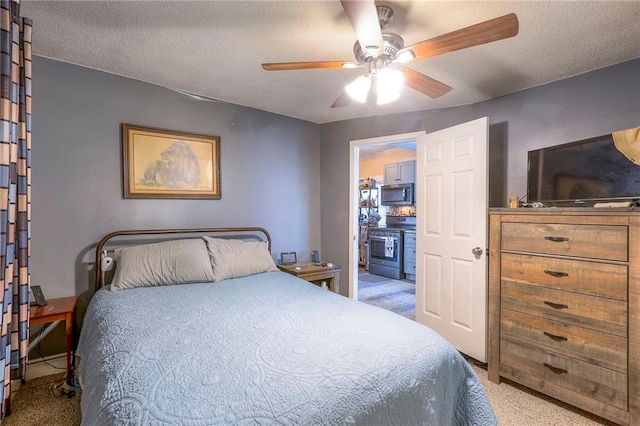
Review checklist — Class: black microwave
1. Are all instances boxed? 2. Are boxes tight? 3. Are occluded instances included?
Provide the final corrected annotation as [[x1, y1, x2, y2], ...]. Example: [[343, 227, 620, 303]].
[[380, 183, 414, 206]]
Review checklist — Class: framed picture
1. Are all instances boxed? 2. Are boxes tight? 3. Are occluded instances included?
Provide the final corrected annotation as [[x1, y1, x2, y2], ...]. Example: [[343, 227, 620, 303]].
[[280, 252, 297, 265], [121, 123, 221, 199]]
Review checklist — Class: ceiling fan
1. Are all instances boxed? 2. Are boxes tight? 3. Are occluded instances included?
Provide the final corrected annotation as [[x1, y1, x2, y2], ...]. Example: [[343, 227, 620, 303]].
[[262, 1, 519, 108]]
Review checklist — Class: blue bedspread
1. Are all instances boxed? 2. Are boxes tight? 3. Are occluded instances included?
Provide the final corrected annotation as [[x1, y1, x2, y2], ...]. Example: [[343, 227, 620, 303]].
[[77, 271, 496, 425]]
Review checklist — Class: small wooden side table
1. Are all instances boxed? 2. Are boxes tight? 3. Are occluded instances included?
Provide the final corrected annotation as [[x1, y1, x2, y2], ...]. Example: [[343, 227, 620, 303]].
[[278, 261, 341, 293], [29, 296, 78, 386]]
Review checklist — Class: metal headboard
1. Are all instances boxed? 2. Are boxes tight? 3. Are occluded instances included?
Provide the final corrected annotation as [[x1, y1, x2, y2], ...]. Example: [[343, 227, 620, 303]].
[[94, 227, 272, 291]]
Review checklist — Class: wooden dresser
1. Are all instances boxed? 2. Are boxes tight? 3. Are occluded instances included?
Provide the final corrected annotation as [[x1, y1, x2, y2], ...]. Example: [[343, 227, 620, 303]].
[[488, 209, 639, 425]]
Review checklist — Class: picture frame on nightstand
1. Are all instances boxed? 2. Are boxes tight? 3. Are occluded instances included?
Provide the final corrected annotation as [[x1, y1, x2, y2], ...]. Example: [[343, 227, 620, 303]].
[[30, 285, 47, 306], [280, 252, 297, 265]]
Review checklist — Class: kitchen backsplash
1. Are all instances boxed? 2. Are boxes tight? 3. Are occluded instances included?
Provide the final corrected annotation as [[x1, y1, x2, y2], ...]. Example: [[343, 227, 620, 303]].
[[387, 206, 416, 216]]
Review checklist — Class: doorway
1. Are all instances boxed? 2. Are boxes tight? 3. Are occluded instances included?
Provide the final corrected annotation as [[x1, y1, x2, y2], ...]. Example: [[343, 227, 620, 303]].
[[349, 120, 489, 362], [348, 131, 425, 319]]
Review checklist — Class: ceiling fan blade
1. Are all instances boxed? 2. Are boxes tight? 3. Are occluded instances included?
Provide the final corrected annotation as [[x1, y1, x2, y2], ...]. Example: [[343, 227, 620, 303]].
[[341, 0, 384, 56], [262, 61, 357, 71], [401, 66, 452, 99], [331, 91, 351, 108], [406, 13, 519, 61]]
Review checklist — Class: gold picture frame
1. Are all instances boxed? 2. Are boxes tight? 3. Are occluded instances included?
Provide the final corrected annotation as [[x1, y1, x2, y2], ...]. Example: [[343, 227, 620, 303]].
[[121, 123, 221, 199]]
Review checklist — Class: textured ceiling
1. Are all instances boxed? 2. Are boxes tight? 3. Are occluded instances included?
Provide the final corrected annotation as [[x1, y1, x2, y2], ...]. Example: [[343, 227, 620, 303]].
[[22, 1, 640, 124]]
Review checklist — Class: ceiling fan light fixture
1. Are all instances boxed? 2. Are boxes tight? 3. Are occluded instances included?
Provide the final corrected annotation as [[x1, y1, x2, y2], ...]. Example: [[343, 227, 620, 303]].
[[376, 89, 401, 105], [376, 68, 404, 105], [364, 45, 380, 57], [378, 68, 404, 91], [264, 5, 520, 109], [395, 50, 415, 63], [346, 75, 371, 103]]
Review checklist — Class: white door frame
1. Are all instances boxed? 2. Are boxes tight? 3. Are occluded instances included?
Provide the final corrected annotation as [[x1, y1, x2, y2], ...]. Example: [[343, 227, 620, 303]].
[[348, 131, 426, 299]]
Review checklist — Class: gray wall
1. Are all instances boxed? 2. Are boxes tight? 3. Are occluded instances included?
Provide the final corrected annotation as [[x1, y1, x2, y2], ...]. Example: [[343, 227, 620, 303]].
[[33, 57, 322, 299], [33, 56, 640, 303], [320, 59, 640, 296]]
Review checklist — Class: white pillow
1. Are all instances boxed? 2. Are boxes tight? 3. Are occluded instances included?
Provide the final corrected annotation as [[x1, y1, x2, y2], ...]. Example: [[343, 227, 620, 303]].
[[202, 236, 278, 282], [110, 238, 214, 291]]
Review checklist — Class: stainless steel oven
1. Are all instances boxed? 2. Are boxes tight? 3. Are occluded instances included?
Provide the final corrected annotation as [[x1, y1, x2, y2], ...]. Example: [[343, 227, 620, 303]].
[[367, 216, 416, 280], [368, 228, 403, 279]]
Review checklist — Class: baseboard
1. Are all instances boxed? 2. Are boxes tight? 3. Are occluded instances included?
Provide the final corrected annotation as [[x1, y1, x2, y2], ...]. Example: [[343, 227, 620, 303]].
[[26, 353, 67, 381]]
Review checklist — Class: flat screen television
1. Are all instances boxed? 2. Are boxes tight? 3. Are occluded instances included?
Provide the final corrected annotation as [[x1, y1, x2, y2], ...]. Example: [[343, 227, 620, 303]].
[[527, 133, 640, 205]]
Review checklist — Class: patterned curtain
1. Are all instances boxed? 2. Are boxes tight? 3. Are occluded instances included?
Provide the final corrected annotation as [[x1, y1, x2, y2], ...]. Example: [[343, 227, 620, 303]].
[[0, 0, 31, 418]]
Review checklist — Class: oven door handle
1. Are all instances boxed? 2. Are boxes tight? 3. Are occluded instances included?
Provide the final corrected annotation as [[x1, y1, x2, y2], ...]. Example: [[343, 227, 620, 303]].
[[369, 236, 396, 242]]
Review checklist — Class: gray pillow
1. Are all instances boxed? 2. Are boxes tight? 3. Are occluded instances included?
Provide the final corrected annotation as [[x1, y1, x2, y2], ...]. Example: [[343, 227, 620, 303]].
[[202, 236, 278, 282], [111, 238, 214, 291]]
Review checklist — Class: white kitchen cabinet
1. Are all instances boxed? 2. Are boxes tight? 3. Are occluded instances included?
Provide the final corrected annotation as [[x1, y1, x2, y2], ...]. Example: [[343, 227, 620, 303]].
[[403, 231, 416, 281], [383, 160, 415, 185]]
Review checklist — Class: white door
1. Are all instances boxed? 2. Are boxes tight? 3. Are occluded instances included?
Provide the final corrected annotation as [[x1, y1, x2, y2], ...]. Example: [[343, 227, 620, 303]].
[[415, 117, 488, 362]]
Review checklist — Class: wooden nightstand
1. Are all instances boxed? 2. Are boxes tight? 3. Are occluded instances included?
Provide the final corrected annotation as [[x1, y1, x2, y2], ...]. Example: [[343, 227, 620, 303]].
[[278, 261, 341, 293], [30, 296, 78, 386]]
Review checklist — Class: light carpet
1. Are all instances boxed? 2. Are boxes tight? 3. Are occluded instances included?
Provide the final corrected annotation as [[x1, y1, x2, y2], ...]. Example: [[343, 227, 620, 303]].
[[4, 373, 81, 425], [471, 363, 615, 425]]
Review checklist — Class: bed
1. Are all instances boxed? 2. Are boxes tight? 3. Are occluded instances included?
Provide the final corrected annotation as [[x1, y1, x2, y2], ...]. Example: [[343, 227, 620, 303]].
[[76, 227, 497, 425]]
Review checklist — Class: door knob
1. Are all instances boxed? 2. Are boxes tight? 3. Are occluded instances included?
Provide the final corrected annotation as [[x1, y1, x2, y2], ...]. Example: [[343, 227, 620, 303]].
[[472, 247, 483, 257]]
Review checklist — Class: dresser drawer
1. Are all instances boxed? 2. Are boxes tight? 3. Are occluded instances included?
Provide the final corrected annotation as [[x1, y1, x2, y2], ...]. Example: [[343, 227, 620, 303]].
[[500, 338, 627, 410], [501, 309, 627, 373], [501, 222, 627, 261], [501, 253, 628, 300], [501, 282, 627, 337]]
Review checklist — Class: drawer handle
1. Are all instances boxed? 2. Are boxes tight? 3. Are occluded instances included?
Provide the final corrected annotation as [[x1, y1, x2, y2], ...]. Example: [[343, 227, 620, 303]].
[[544, 236, 569, 243], [543, 331, 568, 342], [543, 270, 568, 278], [544, 301, 568, 310], [543, 363, 568, 374]]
